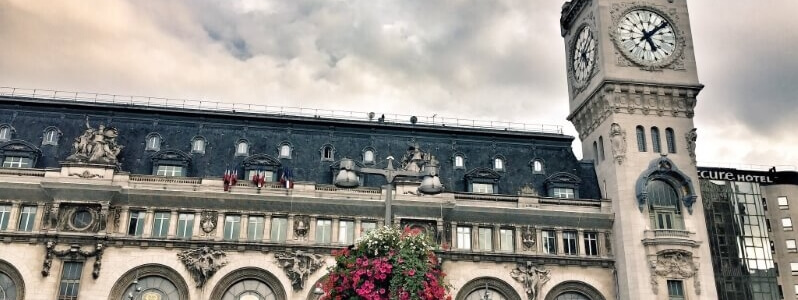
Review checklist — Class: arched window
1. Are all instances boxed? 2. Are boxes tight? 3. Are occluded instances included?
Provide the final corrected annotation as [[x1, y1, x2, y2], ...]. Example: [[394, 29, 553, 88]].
[[533, 160, 544, 173], [236, 140, 249, 156], [221, 279, 278, 300], [666, 128, 676, 153], [279, 143, 292, 159], [0, 125, 13, 142], [210, 268, 287, 300], [453, 153, 466, 169], [555, 292, 591, 300], [592, 142, 599, 162], [320, 145, 335, 161], [146, 133, 162, 151], [191, 137, 206, 154], [598, 136, 605, 161], [465, 288, 509, 300], [636, 126, 647, 152], [651, 127, 661, 153], [42, 127, 61, 146], [494, 156, 505, 171], [363, 148, 375, 164], [648, 179, 683, 230]]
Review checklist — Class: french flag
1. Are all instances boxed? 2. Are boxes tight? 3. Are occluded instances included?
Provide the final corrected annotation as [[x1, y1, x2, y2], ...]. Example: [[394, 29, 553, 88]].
[[279, 168, 294, 189], [223, 167, 232, 191], [252, 169, 266, 188]]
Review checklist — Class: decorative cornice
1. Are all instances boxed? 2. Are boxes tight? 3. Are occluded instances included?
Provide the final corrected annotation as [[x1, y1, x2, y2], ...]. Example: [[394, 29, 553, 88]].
[[41, 240, 105, 279], [560, 0, 591, 36], [568, 82, 703, 140]]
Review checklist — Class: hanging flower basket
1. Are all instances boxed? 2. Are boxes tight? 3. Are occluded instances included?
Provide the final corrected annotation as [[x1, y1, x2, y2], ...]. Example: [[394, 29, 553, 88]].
[[320, 226, 451, 300]]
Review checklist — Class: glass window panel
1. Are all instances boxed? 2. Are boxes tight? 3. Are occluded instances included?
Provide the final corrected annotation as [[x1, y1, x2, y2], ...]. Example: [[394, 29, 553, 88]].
[[787, 240, 797, 250], [2, 156, 32, 168], [563, 231, 578, 255], [543, 230, 557, 254], [270, 217, 287, 242], [58, 261, 83, 300], [636, 126, 647, 152], [156, 165, 184, 177], [499, 229, 514, 252], [553, 188, 575, 199], [223, 215, 241, 241], [316, 219, 332, 243], [783, 218, 793, 228], [0, 205, 10, 230], [338, 220, 354, 244], [478, 227, 493, 251], [280, 145, 291, 158], [127, 211, 145, 236], [455, 155, 464, 168], [176, 213, 194, 239], [472, 183, 494, 194], [584, 232, 598, 256], [779, 196, 789, 208], [18, 205, 37, 232], [494, 158, 503, 170], [247, 216, 264, 241], [456, 226, 471, 250], [151, 212, 170, 238], [361, 222, 377, 235]]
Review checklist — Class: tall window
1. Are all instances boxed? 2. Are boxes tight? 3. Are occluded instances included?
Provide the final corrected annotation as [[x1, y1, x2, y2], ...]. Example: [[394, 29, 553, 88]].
[[0, 204, 10, 230], [151, 212, 170, 238], [191, 138, 205, 154], [598, 136, 605, 161], [454, 155, 465, 169], [533, 160, 544, 173], [648, 180, 683, 230], [553, 188, 575, 199], [478, 227, 493, 251], [43, 128, 59, 145], [499, 228, 514, 252], [0, 126, 11, 141], [316, 219, 332, 243], [279, 144, 292, 159], [17, 205, 36, 232], [247, 216, 265, 241], [592, 141, 599, 162], [665, 128, 676, 153], [363, 150, 375, 164], [457, 226, 472, 250], [176, 213, 194, 239], [236, 141, 249, 156], [156, 165, 184, 177], [338, 220, 354, 244], [636, 126, 647, 152], [223, 215, 241, 241], [779, 196, 789, 209], [542, 230, 557, 254], [651, 127, 661, 153], [494, 157, 504, 171], [146, 134, 161, 151], [563, 231, 578, 255], [321, 146, 334, 161], [2, 156, 32, 168], [361, 221, 377, 235], [584, 232, 598, 256], [127, 211, 145, 236], [57, 261, 83, 300], [270, 217, 287, 242], [667, 280, 685, 300]]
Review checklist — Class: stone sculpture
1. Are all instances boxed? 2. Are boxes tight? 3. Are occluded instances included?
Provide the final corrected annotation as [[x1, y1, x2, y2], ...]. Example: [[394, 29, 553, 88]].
[[521, 226, 536, 251], [609, 123, 627, 165], [686, 128, 697, 163], [274, 250, 325, 290], [42, 241, 105, 279], [177, 247, 228, 288], [200, 211, 218, 235], [66, 117, 123, 165], [510, 261, 551, 300], [294, 216, 309, 241], [649, 250, 700, 294]]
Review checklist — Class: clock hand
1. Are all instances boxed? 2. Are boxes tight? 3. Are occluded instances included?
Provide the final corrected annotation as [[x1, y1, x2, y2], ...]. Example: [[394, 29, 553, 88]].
[[644, 35, 657, 51], [643, 21, 669, 40]]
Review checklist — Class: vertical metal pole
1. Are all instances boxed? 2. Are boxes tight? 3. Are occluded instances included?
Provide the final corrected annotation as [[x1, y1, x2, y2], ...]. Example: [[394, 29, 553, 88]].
[[384, 183, 393, 226]]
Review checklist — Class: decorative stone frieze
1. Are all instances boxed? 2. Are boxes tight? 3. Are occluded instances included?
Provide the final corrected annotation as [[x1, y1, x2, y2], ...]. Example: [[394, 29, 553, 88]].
[[274, 250, 325, 290], [200, 211, 218, 235], [177, 246, 228, 288], [510, 261, 551, 300], [649, 250, 700, 295], [42, 241, 105, 279]]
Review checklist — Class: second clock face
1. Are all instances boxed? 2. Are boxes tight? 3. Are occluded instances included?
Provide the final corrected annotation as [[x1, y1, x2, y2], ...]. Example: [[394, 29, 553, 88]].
[[572, 25, 596, 85], [615, 9, 677, 66]]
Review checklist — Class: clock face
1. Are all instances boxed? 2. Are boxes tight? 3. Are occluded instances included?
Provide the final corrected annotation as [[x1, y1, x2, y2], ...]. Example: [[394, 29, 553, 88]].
[[572, 25, 596, 85], [71, 210, 93, 230], [615, 9, 677, 66]]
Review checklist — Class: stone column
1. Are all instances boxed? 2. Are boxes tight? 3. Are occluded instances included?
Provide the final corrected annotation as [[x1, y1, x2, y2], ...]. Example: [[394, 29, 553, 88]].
[[450, 222, 458, 249], [555, 228, 564, 255], [33, 203, 45, 233], [307, 216, 316, 243], [240, 214, 249, 241], [535, 228, 543, 253], [471, 224, 478, 251], [263, 214, 272, 242], [142, 208, 155, 238], [331, 218, 340, 245], [493, 224, 501, 252], [6, 201, 20, 231], [168, 210, 178, 238], [354, 218, 362, 239], [192, 211, 201, 240], [215, 212, 225, 241], [577, 229, 585, 257], [118, 206, 130, 235]]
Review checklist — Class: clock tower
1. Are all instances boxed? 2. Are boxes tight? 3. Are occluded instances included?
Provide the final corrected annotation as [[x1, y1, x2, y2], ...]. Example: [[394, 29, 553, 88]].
[[560, 1, 716, 299]]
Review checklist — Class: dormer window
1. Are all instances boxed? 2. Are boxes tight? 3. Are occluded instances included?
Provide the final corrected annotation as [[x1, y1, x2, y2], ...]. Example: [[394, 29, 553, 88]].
[[320, 144, 335, 161], [532, 159, 545, 174], [236, 140, 249, 156], [2, 156, 32, 168], [156, 165, 184, 177], [145, 133, 162, 151], [191, 137, 206, 154], [279, 143, 292, 159], [544, 172, 582, 199], [493, 156, 505, 171], [42, 127, 61, 146], [464, 168, 501, 194], [553, 187, 575, 199], [0, 125, 13, 142], [151, 150, 191, 177], [453, 153, 466, 170], [0, 140, 41, 169], [363, 148, 375, 164]]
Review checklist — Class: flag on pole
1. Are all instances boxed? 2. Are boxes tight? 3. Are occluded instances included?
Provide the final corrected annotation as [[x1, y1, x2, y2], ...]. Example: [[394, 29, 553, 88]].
[[223, 166, 232, 191], [279, 167, 294, 189]]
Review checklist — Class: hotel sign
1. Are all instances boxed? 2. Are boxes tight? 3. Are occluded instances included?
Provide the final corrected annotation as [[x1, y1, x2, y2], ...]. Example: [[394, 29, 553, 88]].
[[697, 169, 774, 184]]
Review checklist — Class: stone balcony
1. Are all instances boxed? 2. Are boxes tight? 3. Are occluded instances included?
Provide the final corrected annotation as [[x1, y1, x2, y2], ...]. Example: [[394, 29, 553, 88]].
[[642, 229, 701, 254]]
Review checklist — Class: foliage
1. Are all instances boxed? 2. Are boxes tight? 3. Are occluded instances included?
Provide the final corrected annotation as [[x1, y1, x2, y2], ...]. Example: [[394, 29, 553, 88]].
[[320, 226, 451, 300]]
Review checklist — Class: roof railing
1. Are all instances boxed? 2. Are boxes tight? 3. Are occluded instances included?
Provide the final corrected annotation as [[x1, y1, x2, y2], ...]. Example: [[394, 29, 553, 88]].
[[0, 87, 563, 134], [698, 162, 797, 172]]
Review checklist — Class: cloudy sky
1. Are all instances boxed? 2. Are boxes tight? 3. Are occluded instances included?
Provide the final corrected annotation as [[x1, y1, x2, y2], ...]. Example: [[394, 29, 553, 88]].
[[1, 1, 796, 168]]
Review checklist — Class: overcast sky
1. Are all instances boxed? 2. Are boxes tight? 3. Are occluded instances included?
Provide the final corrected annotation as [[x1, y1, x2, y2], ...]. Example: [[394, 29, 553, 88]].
[[1, 1, 796, 169]]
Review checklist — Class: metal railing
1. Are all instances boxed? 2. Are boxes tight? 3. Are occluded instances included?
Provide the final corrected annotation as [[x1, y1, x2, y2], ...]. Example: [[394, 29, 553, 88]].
[[0, 87, 563, 134], [698, 161, 797, 172]]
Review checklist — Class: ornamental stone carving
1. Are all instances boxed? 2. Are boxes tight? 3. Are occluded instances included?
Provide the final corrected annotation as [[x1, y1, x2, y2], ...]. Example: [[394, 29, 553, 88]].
[[649, 250, 700, 295], [177, 247, 228, 288], [42, 241, 105, 279], [293, 215, 309, 240], [609, 123, 627, 165], [66, 117, 123, 166], [274, 250, 325, 290], [521, 226, 536, 251], [200, 211, 218, 235], [510, 261, 551, 300], [686, 128, 697, 163]]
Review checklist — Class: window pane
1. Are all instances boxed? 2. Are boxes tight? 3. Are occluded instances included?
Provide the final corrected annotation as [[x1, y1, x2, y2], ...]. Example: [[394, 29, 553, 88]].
[[478, 227, 493, 251], [666, 128, 676, 153], [247, 216, 264, 241], [224, 215, 241, 241], [543, 230, 557, 254], [779, 196, 789, 208], [494, 158, 503, 170], [651, 127, 661, 153], [280, 145, 291, 157], [783, 218, 793, 228], [472, 183, 494, 194], [584, 232, 598, 256], [457, 226, 471, 250], [339, 220, 354, 244], [151, 212, 170, 238], [364, 150, 374, 162], [316, 219, 332, 243], [499, 229, 514, 252], [563, 231, 578, 255], [176, 213, 194, 239], [636, 126, 647, 152], [271, 217, 287, 242], [0, 205, 10, 230], [18, 206, 37, 232], [58, 261, 84, 300], [3, 156, 31, 168], [361, 222, 377, 235], [455, 156, 464, 167]]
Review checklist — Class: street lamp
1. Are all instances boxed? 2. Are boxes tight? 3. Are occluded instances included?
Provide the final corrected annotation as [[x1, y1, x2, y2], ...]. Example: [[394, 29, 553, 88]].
[[333, 144, 443, 225]]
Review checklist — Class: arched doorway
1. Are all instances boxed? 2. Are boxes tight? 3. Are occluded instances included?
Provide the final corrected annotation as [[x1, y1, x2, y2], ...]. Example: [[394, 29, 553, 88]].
[[544, 281, 606, 300], [456, 277, 522, 300], [209, 268, 287, 300], [107, 264, 190, 300], [0, 259, 24, 300]]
